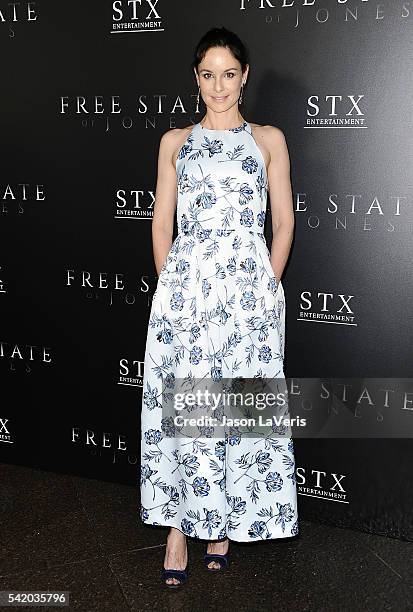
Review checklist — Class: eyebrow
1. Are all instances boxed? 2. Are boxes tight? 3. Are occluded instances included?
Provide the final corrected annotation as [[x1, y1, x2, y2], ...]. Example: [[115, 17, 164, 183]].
[[199, 67, 239, 73]]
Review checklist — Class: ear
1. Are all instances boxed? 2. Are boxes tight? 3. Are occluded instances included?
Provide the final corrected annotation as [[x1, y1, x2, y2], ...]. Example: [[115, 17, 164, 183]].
[[243, 64, 250, 84]]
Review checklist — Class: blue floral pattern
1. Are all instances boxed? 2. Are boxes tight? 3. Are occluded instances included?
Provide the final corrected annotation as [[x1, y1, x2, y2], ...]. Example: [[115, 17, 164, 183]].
[[140, 121, 299, 541]]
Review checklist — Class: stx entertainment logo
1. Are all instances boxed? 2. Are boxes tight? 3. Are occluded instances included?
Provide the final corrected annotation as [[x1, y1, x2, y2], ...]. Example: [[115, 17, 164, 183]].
[[0, 417, 13, 443], [296, 467, 348, 502], [299, 291, 357, 326], [115, 188, 155, 219], [306, 95, 367, 128], [119, 358, 144, 387], [111, 0, 164, 33]]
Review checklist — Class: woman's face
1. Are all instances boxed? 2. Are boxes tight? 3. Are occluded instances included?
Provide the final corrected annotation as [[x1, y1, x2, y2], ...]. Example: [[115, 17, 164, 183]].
[[194, 46, 248, 111]]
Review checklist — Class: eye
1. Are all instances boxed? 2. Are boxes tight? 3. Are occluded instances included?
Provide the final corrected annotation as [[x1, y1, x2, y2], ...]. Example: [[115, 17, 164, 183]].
[[226, 72, 236, 78], [202, 73, 212, 79]]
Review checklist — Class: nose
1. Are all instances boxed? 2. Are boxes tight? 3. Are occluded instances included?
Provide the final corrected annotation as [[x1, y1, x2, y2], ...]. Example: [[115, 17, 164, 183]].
[[213, 78, 225, 94]]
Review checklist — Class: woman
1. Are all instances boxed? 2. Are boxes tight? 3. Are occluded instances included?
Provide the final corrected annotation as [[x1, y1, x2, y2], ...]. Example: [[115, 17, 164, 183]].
[[140, 26, 298, 587]]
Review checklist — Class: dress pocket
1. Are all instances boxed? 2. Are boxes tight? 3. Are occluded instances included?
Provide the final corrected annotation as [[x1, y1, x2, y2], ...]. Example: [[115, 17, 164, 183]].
[[261, 244, 282, 296], [158, 251, 176, 279]]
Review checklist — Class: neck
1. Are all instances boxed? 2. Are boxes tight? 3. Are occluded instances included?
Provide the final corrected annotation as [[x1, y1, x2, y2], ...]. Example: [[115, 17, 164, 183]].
[[200, 113, 244, 130]]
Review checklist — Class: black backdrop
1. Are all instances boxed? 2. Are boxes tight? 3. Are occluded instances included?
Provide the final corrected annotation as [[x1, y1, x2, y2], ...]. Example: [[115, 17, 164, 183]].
[[1, 1, 412, 541]]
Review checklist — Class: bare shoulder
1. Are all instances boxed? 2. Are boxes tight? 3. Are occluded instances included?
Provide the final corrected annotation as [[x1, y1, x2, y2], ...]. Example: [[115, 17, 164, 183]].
[[161, 125, 194, 147], [160, 124, 194, 166], [250, 123, 289, 170], [250, 123, 286, 148]]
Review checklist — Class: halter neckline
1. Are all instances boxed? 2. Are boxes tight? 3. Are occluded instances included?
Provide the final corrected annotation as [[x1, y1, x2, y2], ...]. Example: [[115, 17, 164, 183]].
[[198, 120, 248, 133]]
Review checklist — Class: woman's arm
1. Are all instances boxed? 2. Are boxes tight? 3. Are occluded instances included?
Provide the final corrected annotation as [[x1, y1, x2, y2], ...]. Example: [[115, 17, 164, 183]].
[[265, 126, 295, 283], [151, 130, 179, 276]]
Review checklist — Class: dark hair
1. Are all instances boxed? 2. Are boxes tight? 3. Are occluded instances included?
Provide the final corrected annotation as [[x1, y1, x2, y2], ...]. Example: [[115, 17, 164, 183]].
[[191, 27, 249, 75]]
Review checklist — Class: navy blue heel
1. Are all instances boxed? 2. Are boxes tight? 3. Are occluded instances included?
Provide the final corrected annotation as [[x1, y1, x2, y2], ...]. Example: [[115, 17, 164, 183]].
[[204, 549, 230, 571], [162, 566, 189, 588]]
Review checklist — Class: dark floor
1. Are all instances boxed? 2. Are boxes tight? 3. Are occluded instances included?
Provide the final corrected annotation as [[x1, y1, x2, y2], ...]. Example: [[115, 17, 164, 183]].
[[0, 464, 412, 612]]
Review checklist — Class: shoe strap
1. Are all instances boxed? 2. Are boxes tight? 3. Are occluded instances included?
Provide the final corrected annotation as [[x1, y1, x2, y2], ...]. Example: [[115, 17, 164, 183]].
[[163, 568, 188, 577]]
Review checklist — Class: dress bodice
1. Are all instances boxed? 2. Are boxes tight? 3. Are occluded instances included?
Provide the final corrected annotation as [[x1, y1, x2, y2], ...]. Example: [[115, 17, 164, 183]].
[[175, 121, 269, 237]]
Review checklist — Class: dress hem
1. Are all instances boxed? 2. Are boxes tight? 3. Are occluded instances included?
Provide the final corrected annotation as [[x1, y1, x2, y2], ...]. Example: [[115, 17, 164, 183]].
[[140, 518, 299, 543]]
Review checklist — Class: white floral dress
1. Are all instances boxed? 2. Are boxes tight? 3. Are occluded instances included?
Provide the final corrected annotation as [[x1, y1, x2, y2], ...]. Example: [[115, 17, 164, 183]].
[[140, 120, 299, 541]]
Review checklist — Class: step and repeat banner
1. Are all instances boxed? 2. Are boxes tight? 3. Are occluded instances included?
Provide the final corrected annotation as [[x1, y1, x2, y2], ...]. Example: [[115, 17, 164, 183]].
[[1, 1, 412, 540]]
